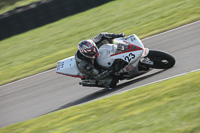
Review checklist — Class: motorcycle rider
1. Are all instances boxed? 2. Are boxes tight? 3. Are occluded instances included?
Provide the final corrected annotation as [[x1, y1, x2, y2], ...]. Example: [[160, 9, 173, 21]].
[[75, 32, 125, 80]]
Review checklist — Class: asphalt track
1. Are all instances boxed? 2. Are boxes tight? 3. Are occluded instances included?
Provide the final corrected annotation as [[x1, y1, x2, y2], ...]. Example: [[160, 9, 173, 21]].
[[0, 21, 200, 128]]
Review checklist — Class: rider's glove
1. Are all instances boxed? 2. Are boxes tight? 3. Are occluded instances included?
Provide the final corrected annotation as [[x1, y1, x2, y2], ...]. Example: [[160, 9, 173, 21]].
[[111, 33, 125, 38], [118, 33, 125, 37]]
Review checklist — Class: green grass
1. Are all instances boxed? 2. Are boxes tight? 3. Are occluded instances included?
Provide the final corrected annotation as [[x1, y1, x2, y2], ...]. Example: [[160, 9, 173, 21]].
[[0, 70, 199, 133], [0, 0, 39, 14], [0, 0, 200, 85]]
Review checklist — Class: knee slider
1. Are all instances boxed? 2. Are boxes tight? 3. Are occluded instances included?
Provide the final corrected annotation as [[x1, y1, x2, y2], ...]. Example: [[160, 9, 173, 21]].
[[84, 63, 93, 72]]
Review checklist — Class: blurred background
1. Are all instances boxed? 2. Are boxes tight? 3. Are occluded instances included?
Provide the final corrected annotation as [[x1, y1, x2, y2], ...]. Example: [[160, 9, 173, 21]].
[[0, 0, 199, 85], [0, 0, 199, 131], [0, 0, 112, 40]]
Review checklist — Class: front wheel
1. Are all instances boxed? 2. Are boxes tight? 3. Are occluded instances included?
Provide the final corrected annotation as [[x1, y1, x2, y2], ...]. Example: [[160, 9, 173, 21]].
[[146, 50, 176, 69]]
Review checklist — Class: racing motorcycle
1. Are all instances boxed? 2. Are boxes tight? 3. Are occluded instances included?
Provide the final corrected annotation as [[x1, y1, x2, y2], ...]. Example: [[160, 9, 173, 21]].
[[56, 34, 175, 88]]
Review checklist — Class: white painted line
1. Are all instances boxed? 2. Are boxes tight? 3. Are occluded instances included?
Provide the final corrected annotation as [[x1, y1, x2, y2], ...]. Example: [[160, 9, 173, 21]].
[[116, 68, 200, 96], [0, 68, 56, 88], [1, 20, 200, 87], [77, 68, 200, 106], [142, 20, 200, 41]]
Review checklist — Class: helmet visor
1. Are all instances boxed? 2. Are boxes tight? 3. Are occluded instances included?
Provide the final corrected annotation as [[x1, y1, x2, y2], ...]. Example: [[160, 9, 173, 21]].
[[84, 47, 98, 57]]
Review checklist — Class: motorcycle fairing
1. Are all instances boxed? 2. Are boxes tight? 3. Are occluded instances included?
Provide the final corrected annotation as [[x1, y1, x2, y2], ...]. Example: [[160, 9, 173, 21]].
[[56, 56, 84, 78], [97, 34, 146, 70], [56, 34, 149, 79]]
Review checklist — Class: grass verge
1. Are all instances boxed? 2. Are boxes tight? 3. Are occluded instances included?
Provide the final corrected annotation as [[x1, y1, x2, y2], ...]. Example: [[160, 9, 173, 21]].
[[0, 0, 200, 85], [0, 70, 199, 133], [0, 0, 39, 14]]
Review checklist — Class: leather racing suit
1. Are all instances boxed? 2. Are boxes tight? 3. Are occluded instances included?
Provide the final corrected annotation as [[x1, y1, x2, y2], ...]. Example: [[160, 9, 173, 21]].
[[75, 32, 125, 79]]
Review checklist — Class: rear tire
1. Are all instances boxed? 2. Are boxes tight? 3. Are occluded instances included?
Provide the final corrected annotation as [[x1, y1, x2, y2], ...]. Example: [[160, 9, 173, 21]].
[[147, 50, 175, 69]]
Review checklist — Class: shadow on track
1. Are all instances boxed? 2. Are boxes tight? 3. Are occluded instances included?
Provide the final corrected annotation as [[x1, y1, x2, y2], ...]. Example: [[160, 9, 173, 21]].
[[47, 70, 165, 114]]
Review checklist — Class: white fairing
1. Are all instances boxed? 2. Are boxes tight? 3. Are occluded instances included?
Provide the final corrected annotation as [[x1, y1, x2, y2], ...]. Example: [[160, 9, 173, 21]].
[[56, 56, 83, 78], [96, 44, 117, 68], [56, 34, 149, 78], [97, 34, 147, 72]]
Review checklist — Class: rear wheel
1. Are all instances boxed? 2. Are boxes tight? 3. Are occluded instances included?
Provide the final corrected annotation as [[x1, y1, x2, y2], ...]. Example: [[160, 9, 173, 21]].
[[147, 50, 175, 69]]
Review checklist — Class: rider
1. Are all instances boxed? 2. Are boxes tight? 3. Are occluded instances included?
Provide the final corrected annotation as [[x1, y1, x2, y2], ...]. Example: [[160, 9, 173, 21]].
[[75, 32, 125, 80]]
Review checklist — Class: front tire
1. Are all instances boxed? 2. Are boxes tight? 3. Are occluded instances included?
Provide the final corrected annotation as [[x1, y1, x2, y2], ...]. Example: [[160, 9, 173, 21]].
[[147, 50, 175, 69]]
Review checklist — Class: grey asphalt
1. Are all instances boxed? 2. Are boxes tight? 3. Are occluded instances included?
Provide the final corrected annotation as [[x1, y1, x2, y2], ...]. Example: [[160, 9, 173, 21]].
[[0, 21, 200, 128]]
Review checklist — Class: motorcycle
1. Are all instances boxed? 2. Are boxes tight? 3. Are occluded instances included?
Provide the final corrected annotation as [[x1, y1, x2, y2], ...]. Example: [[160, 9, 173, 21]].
[[56, 34, 175, 88]]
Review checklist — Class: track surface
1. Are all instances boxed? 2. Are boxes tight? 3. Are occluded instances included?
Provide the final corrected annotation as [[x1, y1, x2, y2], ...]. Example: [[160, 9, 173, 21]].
[[0, 21, 200, 128]]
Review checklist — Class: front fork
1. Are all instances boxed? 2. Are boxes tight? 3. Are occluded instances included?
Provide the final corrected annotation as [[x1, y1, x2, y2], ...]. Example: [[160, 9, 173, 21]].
[[139, 48, 154, 70], [140, 58, 154, 65]]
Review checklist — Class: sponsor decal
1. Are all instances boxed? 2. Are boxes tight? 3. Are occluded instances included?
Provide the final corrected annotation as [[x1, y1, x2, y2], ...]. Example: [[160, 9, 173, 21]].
[[126, 65, 134, 71], [57, 62, 64, 70]]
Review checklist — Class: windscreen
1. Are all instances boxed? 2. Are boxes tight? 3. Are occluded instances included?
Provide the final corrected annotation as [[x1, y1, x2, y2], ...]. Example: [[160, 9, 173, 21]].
[[114, 41, 141, 54]]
